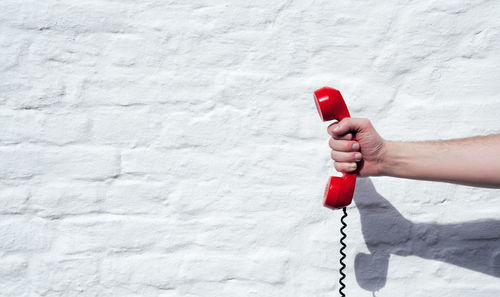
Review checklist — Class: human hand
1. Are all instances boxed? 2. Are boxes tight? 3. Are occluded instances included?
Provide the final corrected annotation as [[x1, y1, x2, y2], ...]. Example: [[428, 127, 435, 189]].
[[327, 118, 386, 177]]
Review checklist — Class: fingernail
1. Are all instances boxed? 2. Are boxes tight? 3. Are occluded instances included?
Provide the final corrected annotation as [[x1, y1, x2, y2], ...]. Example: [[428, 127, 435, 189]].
[[352, 143, 359, 150], [355, 153, 362, 161], [333, 125, 340, 131], [350, 163, 357, 170]]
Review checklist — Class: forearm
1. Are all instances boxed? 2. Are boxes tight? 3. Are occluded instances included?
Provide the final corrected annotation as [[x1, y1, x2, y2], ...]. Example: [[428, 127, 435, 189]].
[[379, 134, 500, 188]]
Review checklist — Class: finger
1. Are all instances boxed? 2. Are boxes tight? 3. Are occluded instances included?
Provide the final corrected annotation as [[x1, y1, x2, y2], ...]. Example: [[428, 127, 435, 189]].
[[331, 150, 362, 162], [327, 122, 342, 136], [329, 138, 360, 152], [334, 161, 357, 173], [332, 133, 353, 140], [327, 121, 339, 135], [327, 122, 353, 140], [328, 118, 369, 137]]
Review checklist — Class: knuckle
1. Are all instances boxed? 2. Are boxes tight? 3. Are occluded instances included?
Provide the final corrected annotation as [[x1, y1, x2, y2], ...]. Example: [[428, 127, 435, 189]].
[[344, 134, 353, 140], [327, 122, 338, 134], [345, 141, 354, 151], [348, 153, 356, 162], [330, 140, 338, 149]]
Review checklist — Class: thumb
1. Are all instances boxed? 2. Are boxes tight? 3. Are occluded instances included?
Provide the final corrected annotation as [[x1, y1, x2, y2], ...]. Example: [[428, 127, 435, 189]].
[[328, 118, 367, 136]]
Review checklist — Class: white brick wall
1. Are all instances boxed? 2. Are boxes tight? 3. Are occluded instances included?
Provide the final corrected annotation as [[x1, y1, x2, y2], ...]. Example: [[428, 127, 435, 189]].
[[0, 0, 499, 296]]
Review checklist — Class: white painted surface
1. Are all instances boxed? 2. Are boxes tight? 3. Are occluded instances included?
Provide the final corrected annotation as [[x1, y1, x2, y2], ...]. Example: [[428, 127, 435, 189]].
[[0, 0, 499, 296]]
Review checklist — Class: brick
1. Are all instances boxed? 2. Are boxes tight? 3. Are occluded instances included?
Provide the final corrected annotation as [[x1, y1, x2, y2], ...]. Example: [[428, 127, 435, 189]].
[[101, 255, 181, 289], [53, 216, 175, 254], [0, 145, 120, 180], [102, 180, 171, 215], [0, 256, 29, 297], [0, 187, 29, 214], [0, 110, 89, 145], [0, 217, 53, 252], [30, 257, 100, 296], [29, 182, 105, 218], [89, 106, 160, 147]]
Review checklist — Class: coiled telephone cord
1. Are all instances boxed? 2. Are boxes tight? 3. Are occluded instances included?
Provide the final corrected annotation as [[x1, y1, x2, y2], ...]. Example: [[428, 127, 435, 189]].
[[339, 207, 347, 297]]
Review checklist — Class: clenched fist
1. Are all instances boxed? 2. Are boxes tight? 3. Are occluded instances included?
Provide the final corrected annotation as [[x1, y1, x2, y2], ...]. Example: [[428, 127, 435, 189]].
[[327, 118, 386, 177]]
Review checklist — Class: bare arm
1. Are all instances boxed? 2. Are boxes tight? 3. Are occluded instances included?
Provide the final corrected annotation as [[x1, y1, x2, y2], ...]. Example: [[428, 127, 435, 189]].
[[327, 118, 500, 188], [381, 136, 500, 188]]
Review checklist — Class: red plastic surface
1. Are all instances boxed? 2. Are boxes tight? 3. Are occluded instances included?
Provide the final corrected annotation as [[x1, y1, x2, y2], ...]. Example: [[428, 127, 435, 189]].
[[314, 87, 356, 210]]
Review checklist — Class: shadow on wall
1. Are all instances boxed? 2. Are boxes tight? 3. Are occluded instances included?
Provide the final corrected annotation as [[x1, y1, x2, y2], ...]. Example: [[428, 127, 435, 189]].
[[353, 178, 500, 292]]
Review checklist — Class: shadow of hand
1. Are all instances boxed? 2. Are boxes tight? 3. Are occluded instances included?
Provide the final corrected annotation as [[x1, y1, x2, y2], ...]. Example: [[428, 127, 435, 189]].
[[353, 178, 500, 292]]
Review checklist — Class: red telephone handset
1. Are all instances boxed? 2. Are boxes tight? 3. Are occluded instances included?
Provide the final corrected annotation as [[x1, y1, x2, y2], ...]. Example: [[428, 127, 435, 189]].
[[313, 87, 356, 209]]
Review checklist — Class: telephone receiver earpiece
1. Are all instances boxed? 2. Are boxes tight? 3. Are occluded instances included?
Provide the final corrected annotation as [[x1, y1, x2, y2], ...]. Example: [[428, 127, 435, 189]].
[[314, 87, 356, 209]]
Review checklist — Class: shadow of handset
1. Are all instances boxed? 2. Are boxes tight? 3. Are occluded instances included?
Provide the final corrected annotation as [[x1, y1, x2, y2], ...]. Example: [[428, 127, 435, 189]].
[[354, 178, 500, 291]]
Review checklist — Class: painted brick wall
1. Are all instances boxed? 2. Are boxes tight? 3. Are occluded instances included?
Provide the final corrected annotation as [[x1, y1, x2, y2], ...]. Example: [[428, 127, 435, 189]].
[[0, 0, 499, 296]]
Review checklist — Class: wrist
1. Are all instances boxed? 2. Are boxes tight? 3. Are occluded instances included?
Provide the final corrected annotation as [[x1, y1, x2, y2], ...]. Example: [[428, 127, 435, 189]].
[[378, 141, 417, 178], [377, 140, 398, 176]]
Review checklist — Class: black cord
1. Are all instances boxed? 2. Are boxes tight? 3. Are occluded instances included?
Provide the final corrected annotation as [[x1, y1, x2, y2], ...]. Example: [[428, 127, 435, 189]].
[[339, 207, 348, 297]]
